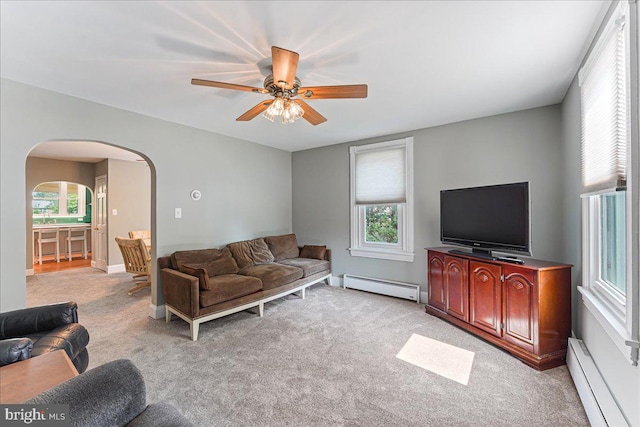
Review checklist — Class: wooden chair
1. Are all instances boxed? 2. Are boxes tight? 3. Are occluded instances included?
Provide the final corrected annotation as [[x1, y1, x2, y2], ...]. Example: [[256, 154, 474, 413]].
[[128, 230, 151, 252], [115, 237, 151, 295]]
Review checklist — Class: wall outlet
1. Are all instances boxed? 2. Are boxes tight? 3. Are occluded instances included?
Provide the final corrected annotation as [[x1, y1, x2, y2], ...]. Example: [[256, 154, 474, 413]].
[[175, 208, 182, 219], [112, 209, 118, 216]]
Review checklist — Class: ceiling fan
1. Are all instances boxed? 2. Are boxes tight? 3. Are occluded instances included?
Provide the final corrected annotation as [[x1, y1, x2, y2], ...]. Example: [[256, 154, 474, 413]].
[[191, 46, 368, 125]]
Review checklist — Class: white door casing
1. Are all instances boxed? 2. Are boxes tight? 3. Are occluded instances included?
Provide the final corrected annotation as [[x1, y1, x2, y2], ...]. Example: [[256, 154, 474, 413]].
[[94, 175, 108, 272]]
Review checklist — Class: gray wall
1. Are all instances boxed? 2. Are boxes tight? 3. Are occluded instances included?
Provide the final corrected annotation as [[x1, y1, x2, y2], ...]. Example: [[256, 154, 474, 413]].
[[560, 5, 640, 424], [25, 157, 96, 269], [1, 78, 292, 312], [292, 105, 566, 289], [107, 158, 151, 266]]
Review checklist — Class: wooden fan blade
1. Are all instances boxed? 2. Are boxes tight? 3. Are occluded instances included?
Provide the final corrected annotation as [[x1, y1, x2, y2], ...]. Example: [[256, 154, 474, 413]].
[[296, 100, 327, 126], [271, 46, 299, 90], [298, 84, 368, 99], [191, 78, 267, 94], [236, 100, 273, 121]]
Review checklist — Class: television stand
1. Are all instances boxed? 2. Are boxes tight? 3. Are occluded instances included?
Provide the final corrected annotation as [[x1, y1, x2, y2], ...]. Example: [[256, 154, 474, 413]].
[[426, 247, 572, 370]]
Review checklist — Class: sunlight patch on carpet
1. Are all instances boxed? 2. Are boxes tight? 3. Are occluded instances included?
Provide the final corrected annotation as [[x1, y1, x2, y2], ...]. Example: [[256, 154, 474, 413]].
[[396, 333, 475, 385]]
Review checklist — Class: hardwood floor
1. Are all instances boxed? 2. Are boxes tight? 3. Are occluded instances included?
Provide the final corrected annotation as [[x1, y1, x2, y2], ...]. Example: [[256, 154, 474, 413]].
[[33, 253, 93, 274]]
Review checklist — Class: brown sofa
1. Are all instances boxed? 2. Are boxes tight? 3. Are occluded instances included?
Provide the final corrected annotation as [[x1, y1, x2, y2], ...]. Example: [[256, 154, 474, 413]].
[[159, 233, 331, 340]]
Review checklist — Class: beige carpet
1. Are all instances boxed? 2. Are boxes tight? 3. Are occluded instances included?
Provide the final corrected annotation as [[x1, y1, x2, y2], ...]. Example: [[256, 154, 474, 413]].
[[27, 267, 589, 426]]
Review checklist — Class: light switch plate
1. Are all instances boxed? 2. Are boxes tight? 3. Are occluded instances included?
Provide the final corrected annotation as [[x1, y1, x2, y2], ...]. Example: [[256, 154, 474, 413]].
[[112, 209, 118, 216], [175, 208, 182, 219]]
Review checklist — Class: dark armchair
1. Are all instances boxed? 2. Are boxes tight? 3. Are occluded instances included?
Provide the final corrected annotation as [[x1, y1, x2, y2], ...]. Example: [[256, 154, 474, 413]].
[[0, 301, 90, 373]]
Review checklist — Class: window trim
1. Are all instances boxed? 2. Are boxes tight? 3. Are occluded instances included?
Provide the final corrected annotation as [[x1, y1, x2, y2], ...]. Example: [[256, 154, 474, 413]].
[[32, 181, 86, 218], [578, 0, 639, 366], [349, 137, 414, 262]]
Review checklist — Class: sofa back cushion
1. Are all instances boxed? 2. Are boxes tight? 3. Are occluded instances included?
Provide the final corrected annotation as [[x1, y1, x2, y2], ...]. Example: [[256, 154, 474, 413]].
[[264, 234, 299, 261], [171, 247, 232, 272], [227, 238, 274, 269]]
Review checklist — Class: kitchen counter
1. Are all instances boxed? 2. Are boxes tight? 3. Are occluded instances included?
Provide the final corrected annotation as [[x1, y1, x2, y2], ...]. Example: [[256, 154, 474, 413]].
[[33, 223, 91, 229]]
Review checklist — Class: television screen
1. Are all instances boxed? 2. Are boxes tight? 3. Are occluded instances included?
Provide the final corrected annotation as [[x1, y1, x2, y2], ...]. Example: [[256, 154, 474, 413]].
[[440, 182, 530, 255]]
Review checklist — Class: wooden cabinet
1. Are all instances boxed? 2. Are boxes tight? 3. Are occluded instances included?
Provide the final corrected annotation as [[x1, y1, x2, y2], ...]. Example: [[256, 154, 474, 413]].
[[425, 248, 572, 370], [444, 256, 469, 322], [427, 254, 469, 322], [469, 261, 502, 337], [427, 253, 445, 312]]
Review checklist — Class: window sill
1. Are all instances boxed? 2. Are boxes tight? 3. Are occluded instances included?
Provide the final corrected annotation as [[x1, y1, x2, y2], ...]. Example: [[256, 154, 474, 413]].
[[349, 247, 414, 262], [578, 286, 639, 365]]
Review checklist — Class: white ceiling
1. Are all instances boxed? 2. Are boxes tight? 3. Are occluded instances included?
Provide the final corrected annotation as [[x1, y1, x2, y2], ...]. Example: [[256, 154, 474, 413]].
[[1, 1, 608, 154]]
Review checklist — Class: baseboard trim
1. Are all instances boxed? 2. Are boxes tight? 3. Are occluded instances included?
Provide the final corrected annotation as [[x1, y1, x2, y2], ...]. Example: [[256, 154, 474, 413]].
[[333, 276, 343, 287], [420, 291, 428, 304], [107, 264, 125, 274], [149, 303, 165, 319], [567, 338, 628, 426], [26, 269, 34, 276]]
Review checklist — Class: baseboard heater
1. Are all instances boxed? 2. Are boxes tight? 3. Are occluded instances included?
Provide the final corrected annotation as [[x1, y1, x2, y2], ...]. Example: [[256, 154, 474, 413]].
[[343, 274, 420, 303], [567, 338, 628, 426]]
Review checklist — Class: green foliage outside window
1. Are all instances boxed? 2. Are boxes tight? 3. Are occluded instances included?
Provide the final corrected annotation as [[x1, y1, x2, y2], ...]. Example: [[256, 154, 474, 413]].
[[365, 205, 398, 244], [67, 193, 79, 214]]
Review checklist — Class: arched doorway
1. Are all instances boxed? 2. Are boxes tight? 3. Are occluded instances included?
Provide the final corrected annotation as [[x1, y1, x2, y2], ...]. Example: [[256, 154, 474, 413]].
[[25, 140, 156, 301]]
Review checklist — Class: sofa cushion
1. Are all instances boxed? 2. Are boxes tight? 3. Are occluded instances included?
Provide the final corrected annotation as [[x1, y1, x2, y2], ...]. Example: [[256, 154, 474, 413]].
[[276, 258, 330, 278], [239, 263, 303, 291], [199, 274, 263, 308], [299, 245, 327, 260], [264, 234, 299, 261], [180, 265, 211, 291], [171, 247, 232, 272], [227, 238, 274, 269]]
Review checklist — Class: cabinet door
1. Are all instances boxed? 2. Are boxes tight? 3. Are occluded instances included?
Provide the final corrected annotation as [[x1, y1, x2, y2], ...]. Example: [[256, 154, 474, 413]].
[[503, 269, 536, 352], [469, 261, 502, 337], [444, 255, 469, 322], [427, 252, 446, 312]]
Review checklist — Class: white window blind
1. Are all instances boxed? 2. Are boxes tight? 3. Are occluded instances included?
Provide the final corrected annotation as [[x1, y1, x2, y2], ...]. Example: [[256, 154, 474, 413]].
[[579, 4, 628, 195], [355, 146, 406, 204]]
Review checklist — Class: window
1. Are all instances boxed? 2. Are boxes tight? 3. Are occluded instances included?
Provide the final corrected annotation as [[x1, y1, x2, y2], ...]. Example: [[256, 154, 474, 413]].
[[578, 1, 639, 365], [33, 181, 86, 219], [349, 137, 414, 262]]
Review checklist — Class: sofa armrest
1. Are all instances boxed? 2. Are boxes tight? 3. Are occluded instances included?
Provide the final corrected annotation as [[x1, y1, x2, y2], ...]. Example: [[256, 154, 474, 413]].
[[0, 337, 33, 366], [161, 268, 200, 318], [27, 359, 147, 426], [0, 302, 78, 339], [324, 248, 331, 264]]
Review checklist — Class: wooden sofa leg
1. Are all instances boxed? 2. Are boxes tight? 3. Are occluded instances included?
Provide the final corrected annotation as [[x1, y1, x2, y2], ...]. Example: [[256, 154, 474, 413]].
[[190, 322, 199, 341], [259, 303, 264, 317], [165, 307, 172, 323]]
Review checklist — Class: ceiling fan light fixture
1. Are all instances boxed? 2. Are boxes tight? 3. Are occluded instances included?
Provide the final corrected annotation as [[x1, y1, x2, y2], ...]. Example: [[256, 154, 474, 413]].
[[262, 97, 304, 124]]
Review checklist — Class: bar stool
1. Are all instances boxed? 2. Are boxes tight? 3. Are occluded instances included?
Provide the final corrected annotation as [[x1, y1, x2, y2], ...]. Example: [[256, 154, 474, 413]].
[[66, 226, 88, 261], [36, 228, 60, 265]]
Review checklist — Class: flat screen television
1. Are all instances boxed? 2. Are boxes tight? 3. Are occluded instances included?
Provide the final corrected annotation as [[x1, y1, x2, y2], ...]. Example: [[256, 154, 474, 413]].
[[440, 182, 531, 258]]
